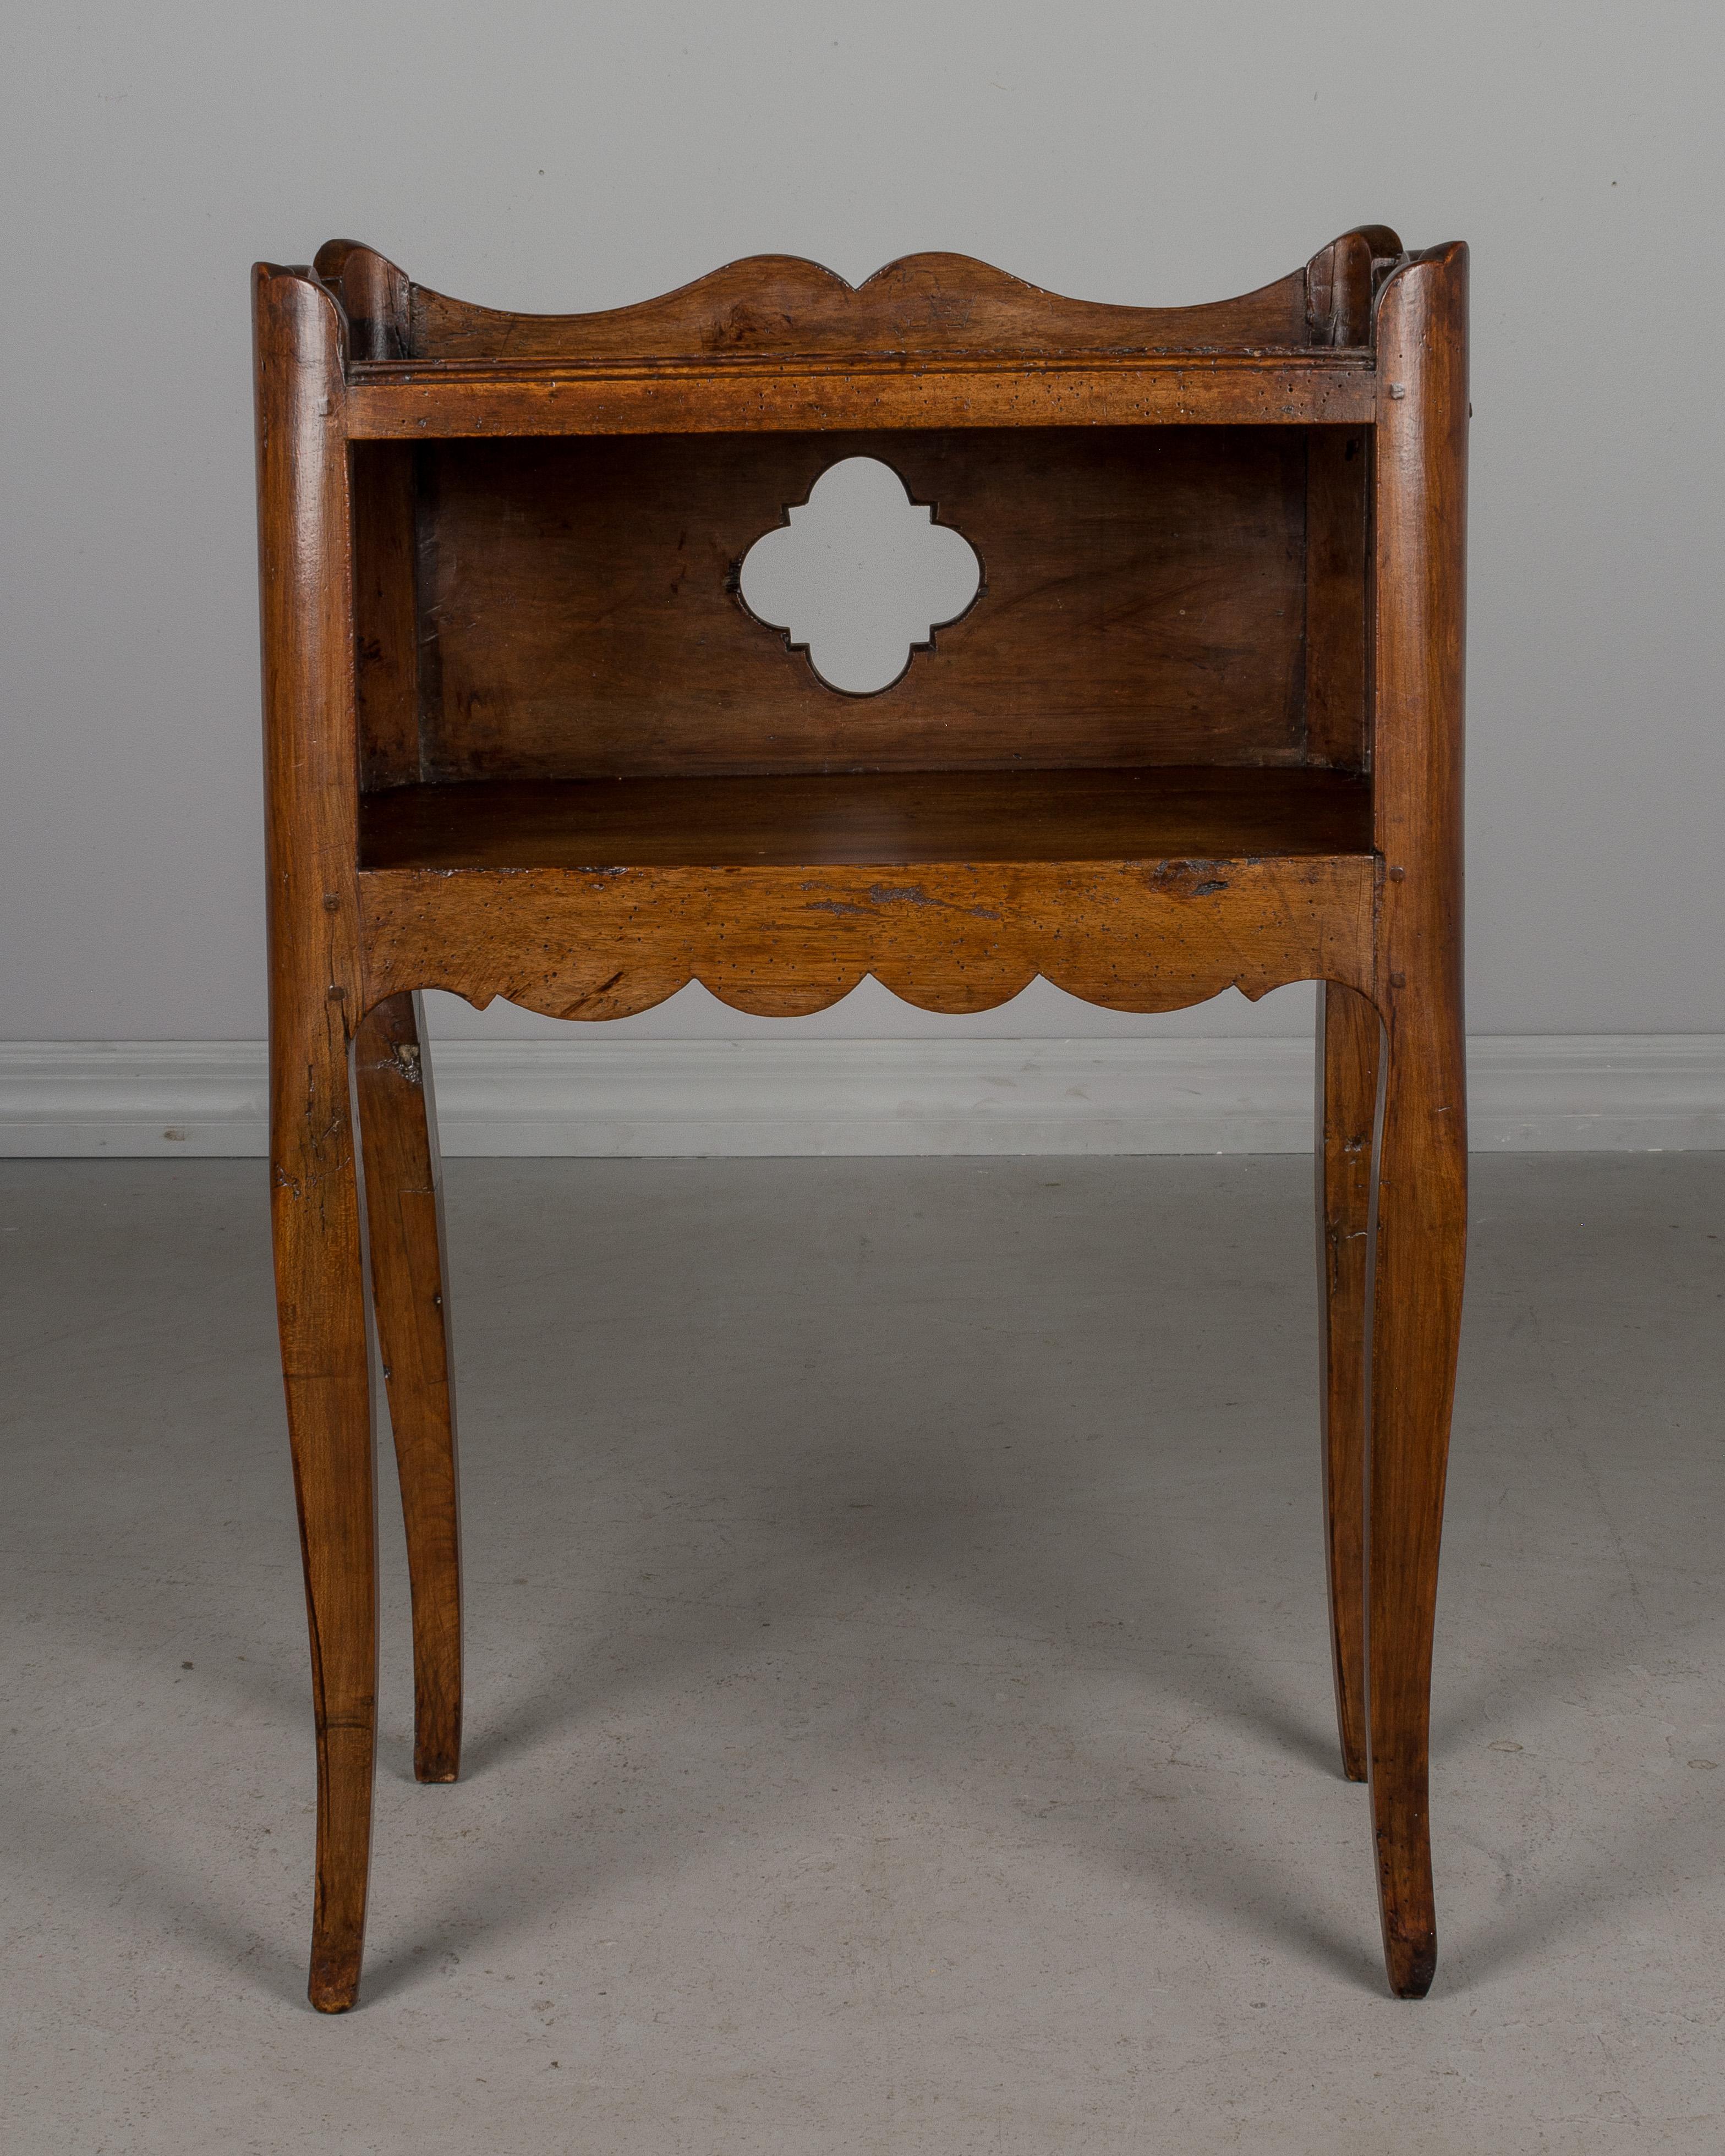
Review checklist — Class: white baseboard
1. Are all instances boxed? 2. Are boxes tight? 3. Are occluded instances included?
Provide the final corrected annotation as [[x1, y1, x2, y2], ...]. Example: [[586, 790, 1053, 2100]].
[[0, 1035, 1720, 1156]]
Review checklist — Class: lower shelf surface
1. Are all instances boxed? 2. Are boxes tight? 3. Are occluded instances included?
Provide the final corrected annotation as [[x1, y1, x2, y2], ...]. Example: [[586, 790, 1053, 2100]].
[[359, 766, 1373, 871]]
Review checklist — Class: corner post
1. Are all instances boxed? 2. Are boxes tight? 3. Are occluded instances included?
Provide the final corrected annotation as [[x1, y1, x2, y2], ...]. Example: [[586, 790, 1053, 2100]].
[[254, 262, 376, 2012], [1363, 242, 1469, 1999]]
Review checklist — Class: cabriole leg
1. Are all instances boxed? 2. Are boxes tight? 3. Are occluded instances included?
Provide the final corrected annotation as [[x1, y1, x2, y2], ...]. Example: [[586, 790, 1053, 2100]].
[[356, 991, 463, 1784], [1316, 981, 1381, 1783], [271, 1019, 377, 2014], [1364, 989, 1466, 1999]]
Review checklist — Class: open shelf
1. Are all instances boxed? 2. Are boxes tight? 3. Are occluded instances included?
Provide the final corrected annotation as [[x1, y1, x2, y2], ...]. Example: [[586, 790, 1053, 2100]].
[[358, 765, 1373, 872]]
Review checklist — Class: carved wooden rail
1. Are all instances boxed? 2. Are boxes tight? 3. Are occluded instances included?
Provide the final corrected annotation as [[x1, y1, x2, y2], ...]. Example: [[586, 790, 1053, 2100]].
[[254, 227, 1468, 2010]]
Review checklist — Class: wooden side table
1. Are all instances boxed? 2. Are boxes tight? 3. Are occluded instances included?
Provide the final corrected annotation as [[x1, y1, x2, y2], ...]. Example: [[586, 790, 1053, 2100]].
[[253, 227, 1467, 2011]]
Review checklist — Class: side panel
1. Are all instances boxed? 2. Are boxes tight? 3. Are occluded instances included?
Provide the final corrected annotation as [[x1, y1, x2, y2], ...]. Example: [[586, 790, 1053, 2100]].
[[352, 442, 421, 789]]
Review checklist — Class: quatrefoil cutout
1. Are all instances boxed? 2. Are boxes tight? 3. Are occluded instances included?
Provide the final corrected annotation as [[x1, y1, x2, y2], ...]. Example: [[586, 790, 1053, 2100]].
[[738, 457, 982, 694]]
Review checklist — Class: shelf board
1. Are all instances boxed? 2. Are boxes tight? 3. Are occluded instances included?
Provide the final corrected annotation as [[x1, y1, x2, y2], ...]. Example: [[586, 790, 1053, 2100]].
[[358, 766, 1373, 873]]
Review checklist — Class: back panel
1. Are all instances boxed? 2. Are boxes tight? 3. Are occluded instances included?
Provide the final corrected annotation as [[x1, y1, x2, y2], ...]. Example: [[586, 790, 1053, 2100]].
[[357, 426, 1366, 785]]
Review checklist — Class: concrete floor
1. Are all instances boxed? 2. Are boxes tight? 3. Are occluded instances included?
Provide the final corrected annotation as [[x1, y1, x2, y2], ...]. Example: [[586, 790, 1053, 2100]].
[[2, 1154, 1722, 2154]]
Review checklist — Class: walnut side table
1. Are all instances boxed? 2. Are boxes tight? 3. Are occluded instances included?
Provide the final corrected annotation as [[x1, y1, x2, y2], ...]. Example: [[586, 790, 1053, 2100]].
[[253, 227, 1467, 2010]]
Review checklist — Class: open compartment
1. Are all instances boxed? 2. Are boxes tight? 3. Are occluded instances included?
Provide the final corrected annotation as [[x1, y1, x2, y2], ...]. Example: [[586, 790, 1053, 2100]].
[[352, 423, 1373, 869]]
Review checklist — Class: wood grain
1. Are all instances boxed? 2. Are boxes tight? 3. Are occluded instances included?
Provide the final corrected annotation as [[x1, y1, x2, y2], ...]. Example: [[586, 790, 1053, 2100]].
[[357, 855, 1378, 1023], [1303, 428, 1371, 769], [345, 356, 1378, 440], [1305, 228, 1403, 349], [355, 991, 462, 1785], [314, 239, 408, 363], [358, 768, 1373, 870], [351, 443, 420, 790], [1316, 980, 1381, 1784], [255, 263, 376, 2014], [401, 249, 1319, 365], [412, 429, 1317, 783], [1364, 244, 1470, 2001], [322, 233, 1405, 373]]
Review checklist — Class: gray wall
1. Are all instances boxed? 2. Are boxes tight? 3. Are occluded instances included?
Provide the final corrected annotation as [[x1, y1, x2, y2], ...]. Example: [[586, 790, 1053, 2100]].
[[4, 2, 1720, 1044]]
